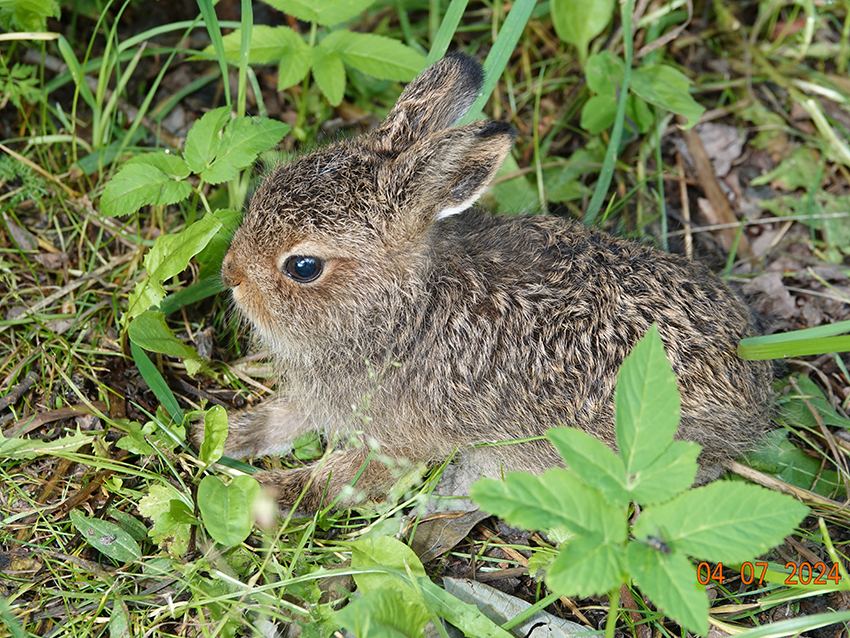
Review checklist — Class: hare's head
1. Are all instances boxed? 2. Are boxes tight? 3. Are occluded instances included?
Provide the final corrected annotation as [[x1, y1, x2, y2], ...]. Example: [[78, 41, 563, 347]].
[[221, 54, 515, 358]]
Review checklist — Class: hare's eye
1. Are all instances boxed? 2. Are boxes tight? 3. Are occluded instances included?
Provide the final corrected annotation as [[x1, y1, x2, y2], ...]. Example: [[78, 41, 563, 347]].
[[283, 256, 323, 283]]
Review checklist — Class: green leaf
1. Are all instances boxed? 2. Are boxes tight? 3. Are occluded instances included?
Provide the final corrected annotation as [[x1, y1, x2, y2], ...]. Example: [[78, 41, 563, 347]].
[[100, 153, 192, 217], [320, 31, 424, 81], [616, 324, 681, 477], [628, 441, 700, 505], [311, 46, 346, 106], [263, 0, 377, 26], [630, 65, 705, 129], [634, 481, 809, 564], [585, 50, 623, 95], [274, 30, 312, 90], [138, 483, 192, 555], [128, 310, 204, 376], [0, 0, 60, 32], [746, 430, 843, 497], [336, 589, 431, 638], [69, 509, 142, 563], [581, 94, 618, 134], [546, 533, 626, 597], [0, 428, 90, 460], [183, 106, 231, 174], [551, 0, 615, 64], [546, 428, 628, 506], [349, 536, 427, 594], [202, 25, 307, 66], [126, 213, 223, 318], [199, 405, 228, 466], [198, 475, 261, 546], [627, 543, 708, 636], [196, 117, 290, 185], [470, 469, 627, 541]]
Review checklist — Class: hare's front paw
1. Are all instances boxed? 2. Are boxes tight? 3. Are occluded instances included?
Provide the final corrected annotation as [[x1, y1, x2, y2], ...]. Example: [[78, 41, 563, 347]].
[[192, 400, 317, 460], [254, 448, 394, 514]]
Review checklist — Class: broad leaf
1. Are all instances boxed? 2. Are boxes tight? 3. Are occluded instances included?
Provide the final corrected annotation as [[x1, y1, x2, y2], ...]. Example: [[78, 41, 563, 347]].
[[336, 589, 431, 638], [199, 405, 228, 466], [128, 310, 204, 376], [627, 543, 708, 636], [126, 213, 222, 318], [349, 536, 426, 595], [70, 510, 142, 563], [198, 475, 261, 545], [634, 481, 809, 564], [320, 30, 424, 80], [630, 65, 705, 129], [311, 46, 346, 105], [0, 428, 89, 460], [183, 106, 231, 175], [628, 441, 700, 504], [546, 427, 628, 506], [551, 0, 615, 64], [615, 324, 681, 477], [204, 25, 306, 65], [546, 533, 626, 597], [100, 153, 191, 217], [470, 469, 626, 540], [263, 0, 377, 26], [201, 117, 291, 185], [581, 94, 618, 135]]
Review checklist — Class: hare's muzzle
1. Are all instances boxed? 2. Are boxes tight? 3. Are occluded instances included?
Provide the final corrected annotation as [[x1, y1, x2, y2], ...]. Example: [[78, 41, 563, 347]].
[[220, 252, 242, 288]]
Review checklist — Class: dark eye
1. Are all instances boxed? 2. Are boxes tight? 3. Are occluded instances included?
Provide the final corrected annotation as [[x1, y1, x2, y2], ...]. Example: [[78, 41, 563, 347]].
[[283, 256, 323, 283]]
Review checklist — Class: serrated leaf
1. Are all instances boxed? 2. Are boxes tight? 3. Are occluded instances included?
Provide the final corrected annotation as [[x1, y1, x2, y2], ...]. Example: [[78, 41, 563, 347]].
[[470, 469, 626, 541], [336, 589, 431, 638], [627, 543, 708, 635], [70, 509, 142, 563], [616, 324, 681, 477], [551, 0, 615, 64], [128, 310, 204, 376], [126, 213, 223, 319], [100, 157, 192, 217], [320, 31, 424, 81], [634, 481, 809, 564], [276, 34, 312, 90], [263, 0, 377, 26], [199, 405, 228, 466], [312, 46, 346, 106], [630, 65, 705, 130], [198, 475, 260, 545], [200, 117, 291, 185], [184, 106, 231, 174], [628, 441, 700, 505], [137, 483, 192, 554], [201, 25, 305, 65], [546, 533, 626, 597], [0, 428, 90, 460], [546, 428, 628, 506]]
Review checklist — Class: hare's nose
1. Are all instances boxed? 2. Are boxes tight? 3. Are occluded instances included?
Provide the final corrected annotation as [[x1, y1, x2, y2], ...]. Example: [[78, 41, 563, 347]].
[[220, 252, 242, 288]]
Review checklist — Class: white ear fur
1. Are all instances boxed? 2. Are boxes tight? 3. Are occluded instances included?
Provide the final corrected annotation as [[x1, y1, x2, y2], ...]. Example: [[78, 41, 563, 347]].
[[434, 190, 487, 221]]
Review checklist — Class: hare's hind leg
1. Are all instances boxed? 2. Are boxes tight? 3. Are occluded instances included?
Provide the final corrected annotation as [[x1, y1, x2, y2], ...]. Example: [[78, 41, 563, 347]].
[[254, 446, 394, 513], [191, 398, 316, 460]]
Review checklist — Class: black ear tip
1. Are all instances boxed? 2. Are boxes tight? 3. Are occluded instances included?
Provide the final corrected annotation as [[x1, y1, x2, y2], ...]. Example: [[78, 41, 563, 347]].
[[444, 51, 484, 87], [479, 120, 517, 141]]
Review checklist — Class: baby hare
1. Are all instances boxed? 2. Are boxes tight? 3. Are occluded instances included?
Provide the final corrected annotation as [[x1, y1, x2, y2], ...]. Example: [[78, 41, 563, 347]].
[[200, 53, 774, 512]]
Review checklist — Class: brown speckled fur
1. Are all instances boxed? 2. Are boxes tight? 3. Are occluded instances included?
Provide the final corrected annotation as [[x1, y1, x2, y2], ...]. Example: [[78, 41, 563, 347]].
[[194, 54, 774, 512]]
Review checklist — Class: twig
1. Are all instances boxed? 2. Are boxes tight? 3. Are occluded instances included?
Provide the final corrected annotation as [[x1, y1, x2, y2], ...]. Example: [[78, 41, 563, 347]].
[[677, 120, 754, 260], [0, 371, 39, 411]]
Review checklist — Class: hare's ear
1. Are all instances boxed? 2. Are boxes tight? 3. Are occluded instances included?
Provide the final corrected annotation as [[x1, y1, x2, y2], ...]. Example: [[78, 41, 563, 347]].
[[383, 120, 515, 234], [370, 53, 484, 153]]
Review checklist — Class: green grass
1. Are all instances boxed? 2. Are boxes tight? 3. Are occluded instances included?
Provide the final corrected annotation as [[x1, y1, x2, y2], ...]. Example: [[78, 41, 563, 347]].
[[1, 0, 850, 635]]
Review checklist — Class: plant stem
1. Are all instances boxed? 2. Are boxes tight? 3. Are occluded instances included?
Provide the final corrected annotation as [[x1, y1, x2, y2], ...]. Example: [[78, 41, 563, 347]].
[[605, 588, 621, 638]]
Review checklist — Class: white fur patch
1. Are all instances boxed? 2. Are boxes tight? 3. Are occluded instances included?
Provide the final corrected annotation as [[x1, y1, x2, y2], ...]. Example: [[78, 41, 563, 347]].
[[434, 190, 485, 220]]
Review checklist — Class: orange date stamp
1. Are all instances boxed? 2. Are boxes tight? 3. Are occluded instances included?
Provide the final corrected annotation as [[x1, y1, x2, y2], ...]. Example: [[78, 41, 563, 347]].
[[696, 561, 843, 585]]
